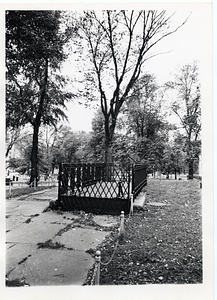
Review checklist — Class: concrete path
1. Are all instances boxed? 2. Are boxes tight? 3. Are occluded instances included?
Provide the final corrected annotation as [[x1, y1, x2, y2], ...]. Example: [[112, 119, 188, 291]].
[[133, 191, 147, 208], [5, 187, 119, 286]]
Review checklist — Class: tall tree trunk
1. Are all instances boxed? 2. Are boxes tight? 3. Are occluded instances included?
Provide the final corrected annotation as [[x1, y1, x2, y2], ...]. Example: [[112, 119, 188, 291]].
[[187, 132, 193, 179], [188, 159, 194, 179], [29, 58, 48, 185], [104, 139, 112, 181], [30, 122, 40, 185], [104, 116, 115, 166], [105, 141, 112, 165], [104, 116, 115, 181]]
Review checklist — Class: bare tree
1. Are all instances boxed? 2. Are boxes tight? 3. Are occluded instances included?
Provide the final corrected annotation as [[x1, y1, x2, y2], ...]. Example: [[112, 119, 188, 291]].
[[76, 10, 187, 165]]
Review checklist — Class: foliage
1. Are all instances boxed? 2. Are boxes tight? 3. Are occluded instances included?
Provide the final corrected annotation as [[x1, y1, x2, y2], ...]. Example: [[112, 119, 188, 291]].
[[90, 109, 138, 166], [6, 157, 23, 171], [5, 128, 21, 158], [123, 74, 171, 169], [6, 10, 72, 128], [125, 74, 160, 138], [162, 143, 185, 178], [6, 132, 31, 174], [6, 10, 75, 183], [166, 62, 201, 178], [50, 126, 94, 165], [6, 124, 98, 176], [6, 130, 53, 176], [88, 110, 105, 162]]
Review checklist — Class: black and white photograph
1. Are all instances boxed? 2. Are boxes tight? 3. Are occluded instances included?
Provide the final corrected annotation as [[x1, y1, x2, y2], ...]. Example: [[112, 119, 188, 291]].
[[1, 1, 214, 300]]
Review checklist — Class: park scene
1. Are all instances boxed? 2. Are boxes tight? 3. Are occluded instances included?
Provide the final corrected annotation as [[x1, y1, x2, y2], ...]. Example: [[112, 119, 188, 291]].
[[5, 6, 210, 290]]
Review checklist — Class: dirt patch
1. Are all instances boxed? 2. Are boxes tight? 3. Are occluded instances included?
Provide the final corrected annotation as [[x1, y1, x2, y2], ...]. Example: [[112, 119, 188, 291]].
[[37, 239, 65, 250], [54, 212, 118, 238], [24, 214, 40, 224]]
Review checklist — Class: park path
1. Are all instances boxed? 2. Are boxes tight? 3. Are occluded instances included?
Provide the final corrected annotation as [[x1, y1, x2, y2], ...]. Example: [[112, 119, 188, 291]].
[[5, 187, 120, 286]]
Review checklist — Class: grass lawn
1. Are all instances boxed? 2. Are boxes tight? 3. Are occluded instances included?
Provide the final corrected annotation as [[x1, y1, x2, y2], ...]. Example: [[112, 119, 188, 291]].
[[84, 178, 202, 285]]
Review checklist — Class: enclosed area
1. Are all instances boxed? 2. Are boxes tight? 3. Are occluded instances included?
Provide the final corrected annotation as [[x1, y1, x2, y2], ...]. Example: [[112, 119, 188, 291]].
[[57, 163, 147, 215]]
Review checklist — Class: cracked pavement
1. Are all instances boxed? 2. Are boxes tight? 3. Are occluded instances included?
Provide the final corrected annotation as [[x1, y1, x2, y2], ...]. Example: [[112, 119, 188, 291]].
[[5, 187, 119, 286]]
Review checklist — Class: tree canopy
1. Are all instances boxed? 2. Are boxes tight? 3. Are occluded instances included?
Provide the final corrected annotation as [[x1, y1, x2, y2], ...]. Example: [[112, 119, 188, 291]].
[[6, 10, 73, 129], [166, 62, 201, 178], [6, 10, 75, 183]]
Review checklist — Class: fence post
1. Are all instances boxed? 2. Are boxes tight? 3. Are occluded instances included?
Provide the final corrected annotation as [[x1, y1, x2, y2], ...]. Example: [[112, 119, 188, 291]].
[[119, 211, 125, 240], [130, 194, 134, 216], [95, 250, 101, 285], [132, 164, 135, 197]]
